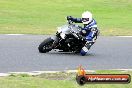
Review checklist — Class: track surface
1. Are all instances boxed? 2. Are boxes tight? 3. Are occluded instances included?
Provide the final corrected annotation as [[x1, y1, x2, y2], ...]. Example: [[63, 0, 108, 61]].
[[0, 35, 132, 73]]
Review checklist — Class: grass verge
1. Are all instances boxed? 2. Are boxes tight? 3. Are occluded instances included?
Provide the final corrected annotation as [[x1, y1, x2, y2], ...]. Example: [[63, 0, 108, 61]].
[[0, 0, 132, 35], [0, 70, 131, 88]]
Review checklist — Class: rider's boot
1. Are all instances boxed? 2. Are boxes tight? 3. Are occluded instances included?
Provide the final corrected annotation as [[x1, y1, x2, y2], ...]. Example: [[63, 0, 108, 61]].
[[80, 42, 94, 56]]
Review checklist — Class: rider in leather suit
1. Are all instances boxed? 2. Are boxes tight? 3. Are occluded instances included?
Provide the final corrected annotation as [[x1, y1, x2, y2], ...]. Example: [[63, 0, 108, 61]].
[[67, 11, 99, 56]]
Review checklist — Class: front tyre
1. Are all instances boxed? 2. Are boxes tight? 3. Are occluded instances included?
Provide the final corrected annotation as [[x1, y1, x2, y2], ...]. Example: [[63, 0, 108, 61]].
[[38, 37, 54, 53]]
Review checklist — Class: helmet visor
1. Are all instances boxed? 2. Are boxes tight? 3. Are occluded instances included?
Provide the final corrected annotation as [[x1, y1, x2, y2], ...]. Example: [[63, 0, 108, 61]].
[[82, 18, 89, 22]]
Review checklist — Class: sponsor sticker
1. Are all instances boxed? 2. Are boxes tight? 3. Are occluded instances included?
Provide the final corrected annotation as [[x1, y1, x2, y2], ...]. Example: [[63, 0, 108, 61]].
[[76, 66, 131, 85]]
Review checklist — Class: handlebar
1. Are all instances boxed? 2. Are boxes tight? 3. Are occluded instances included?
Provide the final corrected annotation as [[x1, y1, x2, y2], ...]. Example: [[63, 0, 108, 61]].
[[67, 20, 85, 40]]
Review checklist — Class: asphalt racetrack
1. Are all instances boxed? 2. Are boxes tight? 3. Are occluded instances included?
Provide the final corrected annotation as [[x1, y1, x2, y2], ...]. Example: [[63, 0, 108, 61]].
[[0, 35, 132, 73]]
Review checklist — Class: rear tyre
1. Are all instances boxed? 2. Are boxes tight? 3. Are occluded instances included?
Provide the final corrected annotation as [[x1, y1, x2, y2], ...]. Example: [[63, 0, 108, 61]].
[[38, 37, 54, 53]]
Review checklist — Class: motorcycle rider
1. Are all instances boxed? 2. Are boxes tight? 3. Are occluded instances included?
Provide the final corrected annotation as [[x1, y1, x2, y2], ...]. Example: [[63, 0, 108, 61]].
[[67, 11, 99, 56]]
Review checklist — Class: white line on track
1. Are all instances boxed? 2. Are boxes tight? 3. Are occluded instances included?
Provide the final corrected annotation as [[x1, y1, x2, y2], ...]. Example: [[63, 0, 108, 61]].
[[0, 70, 95, 77], [117, 36, 132, 37], [2, 34, 132, 37], [4, 34, 132, 38], [0, 69, 132, 77], [0, 73, 10, 76], [5, 34, 25, 35]]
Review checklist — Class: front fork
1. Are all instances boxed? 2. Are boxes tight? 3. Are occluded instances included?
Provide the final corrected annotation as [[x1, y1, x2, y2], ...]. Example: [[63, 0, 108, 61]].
[[51, 36, 59, 49]]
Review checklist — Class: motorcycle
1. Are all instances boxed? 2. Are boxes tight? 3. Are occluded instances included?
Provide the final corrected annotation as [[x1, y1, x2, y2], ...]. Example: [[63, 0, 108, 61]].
[[38, 20, 86, 53]]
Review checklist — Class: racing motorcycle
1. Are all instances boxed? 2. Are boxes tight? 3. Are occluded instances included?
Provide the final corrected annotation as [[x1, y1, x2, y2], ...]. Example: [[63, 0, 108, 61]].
[[38, 20, 86, 53]]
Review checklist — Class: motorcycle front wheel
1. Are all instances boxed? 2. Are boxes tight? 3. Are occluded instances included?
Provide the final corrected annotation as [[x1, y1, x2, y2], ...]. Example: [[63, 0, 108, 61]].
[[38, 37, 54, 53]]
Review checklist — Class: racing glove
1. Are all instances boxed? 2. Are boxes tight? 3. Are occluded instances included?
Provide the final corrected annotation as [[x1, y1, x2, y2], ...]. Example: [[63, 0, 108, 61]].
[[67, 16, 73, 21]]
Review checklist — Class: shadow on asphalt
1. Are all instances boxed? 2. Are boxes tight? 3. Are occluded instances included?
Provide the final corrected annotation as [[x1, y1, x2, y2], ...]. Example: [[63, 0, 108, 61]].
[[39, 51, 97, 57]]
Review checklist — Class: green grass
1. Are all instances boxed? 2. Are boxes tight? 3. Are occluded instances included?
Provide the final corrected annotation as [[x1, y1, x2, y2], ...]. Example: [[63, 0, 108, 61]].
[[0, 0, 132, 35], [0, 70, 132, 88]]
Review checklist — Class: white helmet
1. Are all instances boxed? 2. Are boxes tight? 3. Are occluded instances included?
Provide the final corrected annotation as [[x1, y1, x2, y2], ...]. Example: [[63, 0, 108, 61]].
[[82, 11, 92, 24]]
